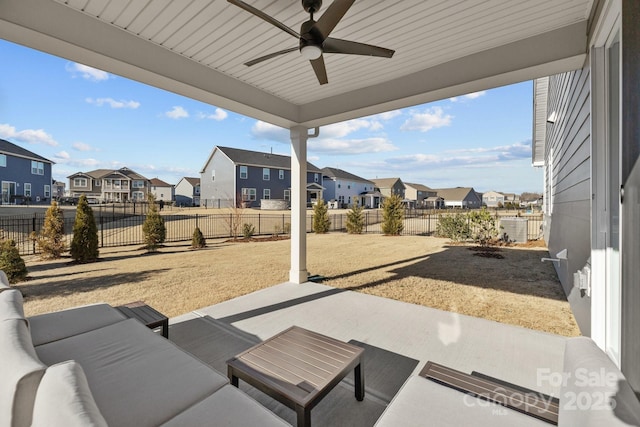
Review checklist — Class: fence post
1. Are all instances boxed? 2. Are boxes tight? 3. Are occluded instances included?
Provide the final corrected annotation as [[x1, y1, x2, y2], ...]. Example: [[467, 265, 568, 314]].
[[100, 214, 104, 248], [229, 213, 233, 237], [195, 213, 199, 229], [258, 213, 261, 235], [32, 213, 36, 255]]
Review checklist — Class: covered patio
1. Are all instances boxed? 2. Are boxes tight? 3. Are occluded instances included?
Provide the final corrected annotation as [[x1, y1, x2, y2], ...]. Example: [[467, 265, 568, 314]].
[[2, 0, 639, 425], [168, 281, 565, 426]]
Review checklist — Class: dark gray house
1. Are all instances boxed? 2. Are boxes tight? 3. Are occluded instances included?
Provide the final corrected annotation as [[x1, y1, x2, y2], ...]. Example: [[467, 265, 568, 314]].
[[200, 146, 323, 208], [0, 138, 54, 204]]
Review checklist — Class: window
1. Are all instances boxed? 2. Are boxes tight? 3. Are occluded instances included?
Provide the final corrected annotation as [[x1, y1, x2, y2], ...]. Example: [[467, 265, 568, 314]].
[[211, 169, 215, 181], [94, 179, 101, 187], [74, 178, 88, 187], [240, 166, 248, 179], [24, 183, 31, 197], [314, 173, 319, 182], [279, 169, 285, 179], [263, 168, 270, 181], [284, 190, 290, 201], [338, 183, 341, 189], [195, 185, 200, 195], [263, 189, 271, 199], [132, 180, 145, 188], [241, 188, 256, 201], [0, 154, 6, 167], [44, 185, 50, 198], [31, 161, 44, 175], [132, 191, 145, 201]]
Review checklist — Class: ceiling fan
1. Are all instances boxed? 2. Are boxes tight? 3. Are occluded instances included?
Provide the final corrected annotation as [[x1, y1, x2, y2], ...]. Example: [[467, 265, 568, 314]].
[[227, 0, 395, 85]]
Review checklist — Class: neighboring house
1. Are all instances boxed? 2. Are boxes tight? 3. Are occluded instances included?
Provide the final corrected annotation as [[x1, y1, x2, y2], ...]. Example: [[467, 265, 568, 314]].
[[435, 187, 482, 209], [67, 167, 150, 202], [149, 178, 173, 203], [321, 167, 374, 208], [0, 138, 54, 204], [199, 146, 324, 208], [532, 1, 639, 389], [370, 178, 405, 199], [52, 181, 66, 199], [482, 191, 505, 207], [404, 183, 437, 207], [502, 193, 520, 206], [175, 177, 200, 207]]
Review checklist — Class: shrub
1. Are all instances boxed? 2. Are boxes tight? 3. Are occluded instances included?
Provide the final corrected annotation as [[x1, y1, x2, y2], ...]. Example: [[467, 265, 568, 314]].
[[242, 223, 255, 239], [381, 194, 404, 235], [273, 224, 282, 237], [191, 226, 206, 249], [35, 201, 66, 258], [312, 199, 331, 234], [70, 195, 99, 263], [283, 222, 291, 234], [346, 201, 365, 234], [469, 207, 501, 246], [142, 194, 166, 252], [0, 237, 27, 283], [436, 213, 470, 242]]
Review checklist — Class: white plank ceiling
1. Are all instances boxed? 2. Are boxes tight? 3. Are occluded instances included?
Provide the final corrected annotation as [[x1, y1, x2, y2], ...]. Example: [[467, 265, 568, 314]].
[[1, 0, 594, 128]]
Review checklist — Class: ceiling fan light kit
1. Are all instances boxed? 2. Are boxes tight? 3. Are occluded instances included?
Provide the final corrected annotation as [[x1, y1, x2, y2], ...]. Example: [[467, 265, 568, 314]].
[[227, 0, 395, 85]]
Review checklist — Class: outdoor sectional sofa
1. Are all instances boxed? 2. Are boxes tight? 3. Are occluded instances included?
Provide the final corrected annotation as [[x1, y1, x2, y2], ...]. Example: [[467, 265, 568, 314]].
[[0, 273, 290, 427]]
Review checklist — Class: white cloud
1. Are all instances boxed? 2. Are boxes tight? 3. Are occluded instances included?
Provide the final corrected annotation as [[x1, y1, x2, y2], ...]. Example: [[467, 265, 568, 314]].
[[55, 151, 70, 159], [66, 63, 110, 81], [376, 110, 402, 120], [197, 108, 228, 121], [0, 124, 58, 146], [449, 90, 487, 102], [54, 157, 101, 168], [86, 97, 140, 109], [251, 121, 289, 143], [309, 137, 397, 155], [400, 107, 452, 132], [72, 142, 97, 152], [165, 106, 189, 119]]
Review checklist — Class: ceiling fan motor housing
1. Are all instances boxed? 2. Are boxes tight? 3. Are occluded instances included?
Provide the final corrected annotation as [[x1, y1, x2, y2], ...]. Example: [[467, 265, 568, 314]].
[[299, 19, 322, 51]]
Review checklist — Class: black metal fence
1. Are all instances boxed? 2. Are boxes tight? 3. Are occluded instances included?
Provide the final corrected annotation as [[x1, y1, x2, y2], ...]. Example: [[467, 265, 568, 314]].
[[0, 207, 543, 256]]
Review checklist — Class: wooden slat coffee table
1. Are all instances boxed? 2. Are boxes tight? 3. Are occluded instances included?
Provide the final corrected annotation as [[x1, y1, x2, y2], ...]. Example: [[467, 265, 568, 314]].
[[227, 326, 364, 427]]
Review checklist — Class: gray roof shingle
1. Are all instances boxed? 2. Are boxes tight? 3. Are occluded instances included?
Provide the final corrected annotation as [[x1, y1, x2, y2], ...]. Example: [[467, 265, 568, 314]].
[[0, 138, 53, 164], [216, 146, 322, 173]]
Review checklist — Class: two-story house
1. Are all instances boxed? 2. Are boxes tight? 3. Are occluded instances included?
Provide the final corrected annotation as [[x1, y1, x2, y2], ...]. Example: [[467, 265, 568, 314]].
[[404, 183, 438, 208], [200, 146, 323, 208], [321, 167, 374, 208], [482, 190, 506, 207], [370, 178, 405, 199], [67, 167, 150, 202], [149, 178, 173, 203], [435, 187, 482, 209], [174, 177, 200, 207], [0, 138, 54, 204]]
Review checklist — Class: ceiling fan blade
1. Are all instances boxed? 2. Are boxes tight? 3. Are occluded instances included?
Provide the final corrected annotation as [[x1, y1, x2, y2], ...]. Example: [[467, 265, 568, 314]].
[[323, 37, 395, 58], [314, 0, 355, 40], [227, 0, 299, 38], [245, 47, 298, 66], [310, 55, 328, 85]]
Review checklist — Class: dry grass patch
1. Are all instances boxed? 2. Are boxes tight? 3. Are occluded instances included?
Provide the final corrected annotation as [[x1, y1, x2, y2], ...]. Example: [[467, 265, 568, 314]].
[[18, 234, 580, 336]]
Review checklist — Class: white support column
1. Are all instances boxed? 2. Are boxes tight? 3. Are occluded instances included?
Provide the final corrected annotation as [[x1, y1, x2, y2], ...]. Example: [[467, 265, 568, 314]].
[[289, 126, 308, 284]]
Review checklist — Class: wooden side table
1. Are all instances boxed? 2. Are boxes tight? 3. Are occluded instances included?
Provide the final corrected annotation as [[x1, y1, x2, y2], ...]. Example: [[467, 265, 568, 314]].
[[115, 301, 169, 338], [227, 326, 364, 427]]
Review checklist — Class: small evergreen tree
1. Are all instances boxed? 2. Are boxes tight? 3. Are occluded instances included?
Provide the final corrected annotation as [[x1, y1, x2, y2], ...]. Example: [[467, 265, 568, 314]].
[[0, 236, 27, 283], [436, 213, 470, 242], [346, 201, 365, 234], [191, 226, 206, 249], [142, 193, 166, 252], [70, 195, 99, 263], [469, 207, 501, 246], [312, 199, 331, 233], [35, 201, 66, 258], [381, 194, 404, 235]]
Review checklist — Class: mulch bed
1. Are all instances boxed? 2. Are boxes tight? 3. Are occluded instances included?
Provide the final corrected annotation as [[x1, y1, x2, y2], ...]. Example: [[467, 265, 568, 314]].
[[468, 246, 505, 259], [224, 236, 290, 243]]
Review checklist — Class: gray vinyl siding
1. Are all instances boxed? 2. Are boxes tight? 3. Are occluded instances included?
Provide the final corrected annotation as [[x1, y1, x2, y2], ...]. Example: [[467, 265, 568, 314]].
[[0, 155, 53, 203], [543, 65, 591, 335], [200, 151, 235, 207], [175, 180, 196, 206]]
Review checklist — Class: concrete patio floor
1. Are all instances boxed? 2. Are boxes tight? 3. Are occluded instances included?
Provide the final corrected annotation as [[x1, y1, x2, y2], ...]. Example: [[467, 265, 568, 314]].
[[168, 282, 568, 426]]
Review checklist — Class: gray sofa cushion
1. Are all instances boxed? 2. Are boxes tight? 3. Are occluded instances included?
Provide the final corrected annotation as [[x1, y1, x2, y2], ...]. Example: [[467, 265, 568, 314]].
[[558, 337, 640, 426], [0, 318, 47, 427], [32, 360, 108, 427], [0, 270, 10, 290], [374, 375, 546, 427], [36, 318, 229, 427], [161, 384, 291, 426], [29, 303, 126, 346], [0, 288, 25, 321]]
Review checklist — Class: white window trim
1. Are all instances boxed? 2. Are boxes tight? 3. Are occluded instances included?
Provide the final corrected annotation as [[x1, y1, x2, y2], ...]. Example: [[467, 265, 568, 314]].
[[263, 168, 270, 181], [279, 169, 284, 179], [0, 154, 6, 167], [24, 183, 31, 197], [239, 165, 248, 179], [263, 188, 271, 199], [44, 185, 50, 198]]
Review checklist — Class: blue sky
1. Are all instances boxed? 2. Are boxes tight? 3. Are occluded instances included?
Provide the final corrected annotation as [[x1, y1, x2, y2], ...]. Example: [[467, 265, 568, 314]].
[[0, 39, 541, 194]]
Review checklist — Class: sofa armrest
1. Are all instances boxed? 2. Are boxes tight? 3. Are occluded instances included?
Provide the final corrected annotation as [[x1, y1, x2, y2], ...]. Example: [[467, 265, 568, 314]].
[[558, 337, 640, 426]]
